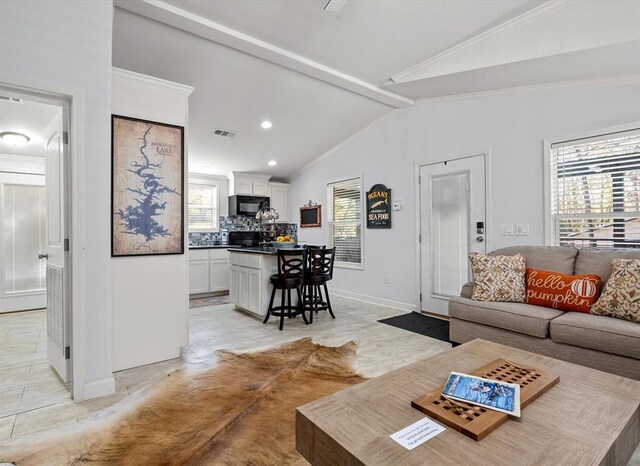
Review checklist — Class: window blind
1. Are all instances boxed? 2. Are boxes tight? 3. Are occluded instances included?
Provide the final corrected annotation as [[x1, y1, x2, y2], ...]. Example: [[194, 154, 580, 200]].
[[327, 177, 363, 266], [188, 182, 218, 231], [549, 128, 640, 248]]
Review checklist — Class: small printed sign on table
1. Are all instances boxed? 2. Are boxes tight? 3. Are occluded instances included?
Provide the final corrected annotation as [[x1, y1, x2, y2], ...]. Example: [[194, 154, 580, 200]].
[[390, 417, 445, 450]]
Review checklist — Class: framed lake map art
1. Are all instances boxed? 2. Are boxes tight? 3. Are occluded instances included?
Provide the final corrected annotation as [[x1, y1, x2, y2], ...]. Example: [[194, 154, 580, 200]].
[[111, 115, 184, 257]]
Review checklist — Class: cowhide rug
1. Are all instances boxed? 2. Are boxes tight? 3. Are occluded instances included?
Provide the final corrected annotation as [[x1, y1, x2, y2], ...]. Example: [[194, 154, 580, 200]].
[[1, 338, 366, 465]]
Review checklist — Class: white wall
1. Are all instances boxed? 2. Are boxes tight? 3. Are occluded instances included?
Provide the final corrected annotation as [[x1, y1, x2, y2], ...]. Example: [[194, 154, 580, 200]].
[[0, 0, 114, 396], [0, 155, 45, 175], [111, 69, 193, 372], [289, 81, 640, 308]]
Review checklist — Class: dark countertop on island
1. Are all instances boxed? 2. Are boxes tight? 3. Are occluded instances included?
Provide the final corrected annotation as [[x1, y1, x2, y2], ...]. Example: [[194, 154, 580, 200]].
[[228, 246, 305, 256], [189, 245, 243, 250]]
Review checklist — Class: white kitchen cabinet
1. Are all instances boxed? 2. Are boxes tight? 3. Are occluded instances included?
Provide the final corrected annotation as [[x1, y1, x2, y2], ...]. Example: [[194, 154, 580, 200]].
[[189, 260, 210, 294], [269, 182, 289, 223], [228, 251, 277, 317], [232, 175, 253, 195], [228, 172, 271, 196], [253, 180, 270, 196], [210, 260, 229, 292], [189, 248, 230, 295], [248, 269, 261, 314], [229, 265, 239, 303], [238, 267, 250, 310]]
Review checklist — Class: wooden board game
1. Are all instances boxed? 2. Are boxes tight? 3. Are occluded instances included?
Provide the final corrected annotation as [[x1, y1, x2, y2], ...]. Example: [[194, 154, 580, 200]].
[[411, 358, 559, 441]]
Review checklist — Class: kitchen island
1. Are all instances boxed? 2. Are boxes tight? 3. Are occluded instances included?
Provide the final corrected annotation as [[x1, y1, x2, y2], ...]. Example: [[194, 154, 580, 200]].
[[228, 247, 288, 317]]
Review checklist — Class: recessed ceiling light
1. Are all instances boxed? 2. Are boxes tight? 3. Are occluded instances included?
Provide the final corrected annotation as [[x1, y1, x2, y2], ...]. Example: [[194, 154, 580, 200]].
[[268, 160, 277, 166], [261, 121, 272, 129], [0, 131, 30, 146]]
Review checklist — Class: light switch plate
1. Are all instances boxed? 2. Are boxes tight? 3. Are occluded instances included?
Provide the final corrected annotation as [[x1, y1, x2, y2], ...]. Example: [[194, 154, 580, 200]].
[[392, 199, 402, 211], [516, 223, 530, 236], [501, 224, 514, 236]]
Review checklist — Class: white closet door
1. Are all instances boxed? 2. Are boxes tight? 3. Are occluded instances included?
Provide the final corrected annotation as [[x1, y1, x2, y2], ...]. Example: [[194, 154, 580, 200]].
[[0, 173, 46, 313]]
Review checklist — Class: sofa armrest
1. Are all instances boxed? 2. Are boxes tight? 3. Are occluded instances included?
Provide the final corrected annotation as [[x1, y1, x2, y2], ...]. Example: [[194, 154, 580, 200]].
[[460, 282, 474, 299]]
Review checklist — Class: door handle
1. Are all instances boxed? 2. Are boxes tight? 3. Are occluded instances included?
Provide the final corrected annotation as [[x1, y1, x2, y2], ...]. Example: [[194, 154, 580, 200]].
[[38, 253, 48, 260], [475, 236, 484, 243]]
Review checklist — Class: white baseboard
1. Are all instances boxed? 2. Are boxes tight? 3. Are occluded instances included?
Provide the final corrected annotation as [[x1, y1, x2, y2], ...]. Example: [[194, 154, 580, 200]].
[[330, 289, 417, 313], [83, 376, 116, 400]]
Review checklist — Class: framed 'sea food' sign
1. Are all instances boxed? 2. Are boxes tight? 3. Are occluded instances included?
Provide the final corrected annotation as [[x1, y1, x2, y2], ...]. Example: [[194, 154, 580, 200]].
[[366, 184, 391, 229], [111, 115, 185, 257]]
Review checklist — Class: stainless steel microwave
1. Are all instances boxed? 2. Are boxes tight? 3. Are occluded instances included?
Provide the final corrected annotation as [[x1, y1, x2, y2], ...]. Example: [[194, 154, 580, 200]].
[[228, 195, 270, 217]]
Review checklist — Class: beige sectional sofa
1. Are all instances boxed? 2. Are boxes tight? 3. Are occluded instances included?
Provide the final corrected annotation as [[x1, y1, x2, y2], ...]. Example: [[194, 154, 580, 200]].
[[449, 246, 640, 380]]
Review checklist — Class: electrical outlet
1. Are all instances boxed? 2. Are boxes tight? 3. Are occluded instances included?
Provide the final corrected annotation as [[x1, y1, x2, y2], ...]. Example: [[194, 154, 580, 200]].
[[516, 223, 530, 236], [501, 224, 514, 236]]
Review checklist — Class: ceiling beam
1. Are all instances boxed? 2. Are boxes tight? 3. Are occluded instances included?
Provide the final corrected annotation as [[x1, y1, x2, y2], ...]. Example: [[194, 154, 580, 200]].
[[114, 0, 414, 109], [324, 0, 348, 13]]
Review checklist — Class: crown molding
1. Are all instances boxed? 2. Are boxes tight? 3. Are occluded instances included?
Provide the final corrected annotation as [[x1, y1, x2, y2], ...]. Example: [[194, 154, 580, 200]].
[[114, 0, 413, 109], [391, 0, 575, 84], [112, 67, 194, 95], [414, 74, 640, 106]]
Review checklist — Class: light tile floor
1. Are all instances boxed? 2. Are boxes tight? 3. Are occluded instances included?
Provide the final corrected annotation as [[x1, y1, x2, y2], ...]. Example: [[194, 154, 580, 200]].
[[1, 299, 638, 465], [0, 297, 450, 443]]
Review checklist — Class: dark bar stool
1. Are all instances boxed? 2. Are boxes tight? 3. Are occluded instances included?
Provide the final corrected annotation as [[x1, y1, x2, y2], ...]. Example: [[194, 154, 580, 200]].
[[302, 247, 336, 323], [263, 249, 309, 331]]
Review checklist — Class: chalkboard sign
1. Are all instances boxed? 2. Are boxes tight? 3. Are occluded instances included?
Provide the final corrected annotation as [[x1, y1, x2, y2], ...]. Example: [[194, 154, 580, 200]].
[[366, 184, 391, 229], [300, 205, 321, 228]]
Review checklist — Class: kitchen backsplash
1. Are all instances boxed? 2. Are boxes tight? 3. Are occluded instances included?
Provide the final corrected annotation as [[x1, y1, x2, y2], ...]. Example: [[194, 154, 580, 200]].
[[189, 216, 298, 246]]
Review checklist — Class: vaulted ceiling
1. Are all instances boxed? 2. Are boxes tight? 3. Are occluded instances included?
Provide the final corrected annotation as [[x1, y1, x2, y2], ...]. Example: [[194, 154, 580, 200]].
[[112, 0, 640, 180]]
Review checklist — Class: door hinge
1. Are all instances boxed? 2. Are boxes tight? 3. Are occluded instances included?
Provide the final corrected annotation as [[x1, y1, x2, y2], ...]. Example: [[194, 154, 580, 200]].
[[63, 131, 69, 144], [420, 293, 423, 302], [64, 238, 70, 251], [65, 346, 70, 359], [419, 233, 421, 243], [418, 175, 421, 184]]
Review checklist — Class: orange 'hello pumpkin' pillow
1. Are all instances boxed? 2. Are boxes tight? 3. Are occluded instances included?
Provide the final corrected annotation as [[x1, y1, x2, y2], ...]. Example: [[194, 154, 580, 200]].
[[525, 268, 601, 313]]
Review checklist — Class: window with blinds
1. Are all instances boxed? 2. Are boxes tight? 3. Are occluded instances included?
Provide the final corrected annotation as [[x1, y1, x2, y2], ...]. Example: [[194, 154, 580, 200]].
[[549, 128, 640, 249], [327, 177, 363, 267], [188, 182, 218, 231]]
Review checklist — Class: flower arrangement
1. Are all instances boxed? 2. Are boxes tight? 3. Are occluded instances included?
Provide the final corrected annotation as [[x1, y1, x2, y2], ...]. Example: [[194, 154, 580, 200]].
[[256, 207, 279, 222]]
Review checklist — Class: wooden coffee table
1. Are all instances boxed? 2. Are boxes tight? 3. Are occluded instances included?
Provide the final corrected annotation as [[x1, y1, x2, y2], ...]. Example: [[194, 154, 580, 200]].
[[296, 339, 640, 465]]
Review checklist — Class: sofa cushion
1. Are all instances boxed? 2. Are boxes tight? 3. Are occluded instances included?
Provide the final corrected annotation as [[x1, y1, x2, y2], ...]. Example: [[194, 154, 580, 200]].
[[449, 297, 564, 338], [574, 248, 640, 287], [550, 312, 640, 360], [525, 268, 600, 313], [460, 282, 474, 299], [590, 258, 640, 324], [490, 246, 577, 275], [469, 253, 526, 302]]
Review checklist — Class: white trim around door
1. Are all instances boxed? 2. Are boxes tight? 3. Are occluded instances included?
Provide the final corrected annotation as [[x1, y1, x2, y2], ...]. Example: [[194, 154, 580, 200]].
[[414, 151, 492, 315], [0, 73, 90, 401]]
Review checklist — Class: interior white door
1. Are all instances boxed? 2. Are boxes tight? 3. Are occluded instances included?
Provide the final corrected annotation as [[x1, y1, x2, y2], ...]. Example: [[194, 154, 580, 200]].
[[420, 155, 486, 315], [0, 173, 46, 313], [44, 109, 71, 383]]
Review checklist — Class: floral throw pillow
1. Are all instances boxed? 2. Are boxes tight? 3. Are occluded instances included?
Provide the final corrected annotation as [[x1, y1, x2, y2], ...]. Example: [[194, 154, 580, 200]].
[[469, 252, 526, 302], [590, 259, 640, 324]]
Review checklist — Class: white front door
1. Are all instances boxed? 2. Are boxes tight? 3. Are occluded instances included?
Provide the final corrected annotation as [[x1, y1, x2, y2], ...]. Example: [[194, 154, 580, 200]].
[[44, 109, 71, 383], [420, 155, 486, 315], [0, 173, 46, 313]]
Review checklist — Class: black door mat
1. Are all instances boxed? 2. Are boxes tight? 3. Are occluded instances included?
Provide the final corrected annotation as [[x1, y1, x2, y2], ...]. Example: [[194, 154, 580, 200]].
[[378, 312, 451, 343]]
